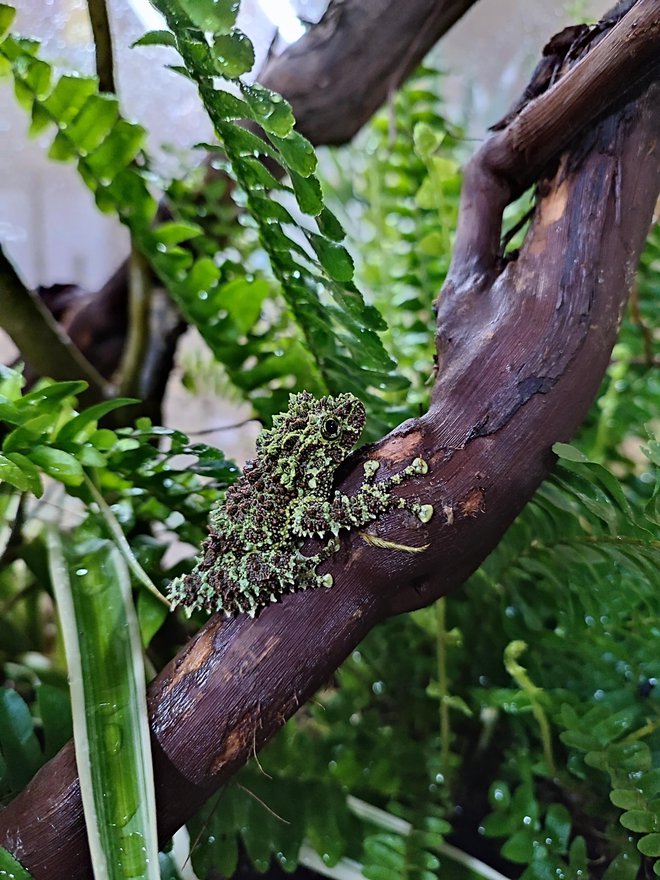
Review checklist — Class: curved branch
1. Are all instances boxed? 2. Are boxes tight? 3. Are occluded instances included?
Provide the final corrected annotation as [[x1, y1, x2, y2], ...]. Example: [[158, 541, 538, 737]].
[[258, 0, 480, 146], [2, 3, 659, 877], [448, 0, 660, 281], [0, 246, 112, 404]]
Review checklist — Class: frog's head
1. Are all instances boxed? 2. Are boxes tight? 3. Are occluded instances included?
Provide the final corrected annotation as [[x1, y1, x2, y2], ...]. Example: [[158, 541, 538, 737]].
[[259, 391, 366, 490], [313, 393, 366, 458]]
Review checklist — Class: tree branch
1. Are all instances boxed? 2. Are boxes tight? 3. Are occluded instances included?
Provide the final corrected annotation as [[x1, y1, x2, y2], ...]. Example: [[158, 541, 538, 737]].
[[2, 3, 659, 878], [448, 0, 660, 281], [257, 0, 480, 146], [0, 246, 112, 404], [87, 0, 116, 93]]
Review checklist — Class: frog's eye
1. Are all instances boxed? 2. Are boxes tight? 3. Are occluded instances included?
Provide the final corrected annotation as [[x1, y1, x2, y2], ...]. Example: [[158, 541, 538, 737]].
[[321, 417, 341, 440]]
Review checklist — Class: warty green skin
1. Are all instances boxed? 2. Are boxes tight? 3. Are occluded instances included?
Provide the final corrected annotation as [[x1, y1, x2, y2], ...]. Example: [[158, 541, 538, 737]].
[[168, 391, 432, 618]]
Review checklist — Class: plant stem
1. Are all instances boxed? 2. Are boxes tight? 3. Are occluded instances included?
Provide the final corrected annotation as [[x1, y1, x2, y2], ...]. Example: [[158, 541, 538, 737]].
[[435, 598, 451, 774], [84, 475, 170, 608], [504, 641, 555, 775], [118, 247, 153, 398], [86, 0, 115, 92], [347, 797, 513, 880]]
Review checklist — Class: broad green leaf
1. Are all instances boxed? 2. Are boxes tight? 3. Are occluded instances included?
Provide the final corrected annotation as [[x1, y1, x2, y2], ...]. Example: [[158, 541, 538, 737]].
[[132, 29, 176, 48], [13, 76, 33, 111], [304, 786, 348, 867], [212, 30, 254, 78], [307, 234, 354, 282], [151, 221, 203, 247], [48, 129, 77, 161], [545, 803, 571, 852], [639, 769, 660, 798], [0, 847, 32, 880], [0, 4, 16, 41], [0, 688, 42, 790], [66, 94, 120, 153], [47, 533, 160, 880], [84, 120, 147, 178], [189, 793, 241, 878], [137, 590, 169, 646], [428, 154, 459, 182], [0, 365, 25, 400], [316, 206, 345, 242], [290, 169, 323, 215], [2, 413, 57, 451], [415, 177, 438, 211], [270, 130, 317, 176], [179, 0, 239, 33], [56, 398, 137, 444], [602, 852, 640, 880], [0, 453, 33, 492], [4, 452, 42, 496], [241, 83, 294, 136], [413, 120, 445, 159], [610, 789, 646, 810], [553, 442, 589, 463], [30, 446, 84, 486], [201, 89, 250, 121], [501, 830, 535, 863], [36, 683, 72, 761], [619, 810, 655, 833], [418, 231, 445, 255], [19, 379, 87, 408], [22, 55, 50, 99], [217, 277, 270, 334], [41, 74, 97, 124], [638, 834, 660, 857], [29, 100, 50, 136]]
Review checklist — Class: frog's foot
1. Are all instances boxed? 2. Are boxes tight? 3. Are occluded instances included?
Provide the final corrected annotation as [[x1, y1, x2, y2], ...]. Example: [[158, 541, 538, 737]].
[[394, 498, 434, 523]]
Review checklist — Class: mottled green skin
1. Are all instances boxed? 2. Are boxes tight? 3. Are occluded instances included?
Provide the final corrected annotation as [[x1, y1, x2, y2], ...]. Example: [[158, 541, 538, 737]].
[[168, 391, 431, 618]]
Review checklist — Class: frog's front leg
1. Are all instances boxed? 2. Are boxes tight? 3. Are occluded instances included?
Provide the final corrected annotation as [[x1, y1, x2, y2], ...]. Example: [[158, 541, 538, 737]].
[[331, 457, 433, 530]]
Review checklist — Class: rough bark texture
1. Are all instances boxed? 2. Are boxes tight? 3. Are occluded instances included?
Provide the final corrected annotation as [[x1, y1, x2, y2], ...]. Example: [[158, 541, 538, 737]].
[[1, 1, 660, 877], [257, 0, 478, 146]]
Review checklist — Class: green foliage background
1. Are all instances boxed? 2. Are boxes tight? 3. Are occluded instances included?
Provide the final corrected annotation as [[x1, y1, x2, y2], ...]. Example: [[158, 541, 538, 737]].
[[0, 3, 658, 879]]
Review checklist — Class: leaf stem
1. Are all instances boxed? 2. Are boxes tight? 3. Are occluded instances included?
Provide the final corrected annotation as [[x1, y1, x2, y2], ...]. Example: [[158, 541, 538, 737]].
[[435, 598, 451, 774], [84, 474, 171, 608], [86, 0, 116, 93], [504, 640, 555, 775]]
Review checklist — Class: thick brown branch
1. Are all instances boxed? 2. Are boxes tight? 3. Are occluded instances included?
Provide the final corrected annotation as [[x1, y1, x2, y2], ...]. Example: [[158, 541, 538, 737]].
[[448, 0, 660, 281], [2, 7, 659, 879], [258, 0, 480, 146], [0, 247, 111, 404]]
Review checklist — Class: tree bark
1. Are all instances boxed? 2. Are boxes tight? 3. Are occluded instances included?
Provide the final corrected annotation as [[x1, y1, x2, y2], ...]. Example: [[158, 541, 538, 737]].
[[256, 0, 479, 146], [1, 2, 659, 877]]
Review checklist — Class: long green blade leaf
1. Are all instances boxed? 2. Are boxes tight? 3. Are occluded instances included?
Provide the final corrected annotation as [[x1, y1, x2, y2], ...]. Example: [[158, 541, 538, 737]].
[[47, 529, 159, 880]]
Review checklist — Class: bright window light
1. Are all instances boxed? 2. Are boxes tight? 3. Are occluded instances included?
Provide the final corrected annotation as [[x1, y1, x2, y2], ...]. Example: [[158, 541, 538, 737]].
[[257, 0, 305, 44], [126, 0, 167, 31]]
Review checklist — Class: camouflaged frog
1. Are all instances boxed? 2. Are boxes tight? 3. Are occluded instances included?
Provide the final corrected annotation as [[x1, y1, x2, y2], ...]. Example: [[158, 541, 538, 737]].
[[168, 391, 433, 618]]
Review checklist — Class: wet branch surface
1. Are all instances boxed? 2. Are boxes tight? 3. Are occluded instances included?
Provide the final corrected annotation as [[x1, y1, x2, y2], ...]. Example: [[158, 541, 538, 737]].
[[2, 1, 660, 877]]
